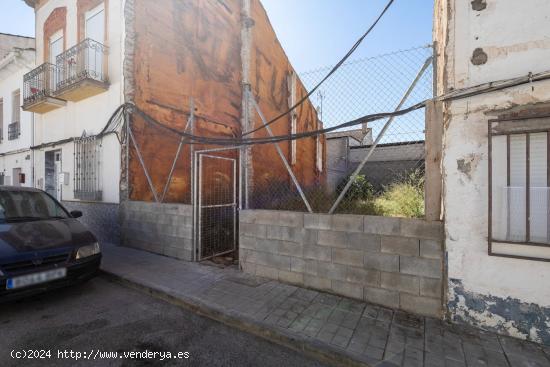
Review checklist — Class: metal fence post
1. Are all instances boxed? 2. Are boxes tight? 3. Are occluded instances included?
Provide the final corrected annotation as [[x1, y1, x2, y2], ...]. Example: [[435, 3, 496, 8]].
[[128, 121, 159, 203], [249, 90, 313, 213], [160, 98, 195, 203]]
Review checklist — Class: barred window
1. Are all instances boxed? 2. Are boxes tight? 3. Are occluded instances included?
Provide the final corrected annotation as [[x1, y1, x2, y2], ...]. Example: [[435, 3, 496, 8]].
[[489, 116, 550, 260], [74, 135, 102, 201]]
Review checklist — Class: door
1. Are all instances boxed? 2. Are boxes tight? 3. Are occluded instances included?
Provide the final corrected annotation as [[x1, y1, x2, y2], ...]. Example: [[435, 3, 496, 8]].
[[49, 31, 63, 90], [194, 151, 238, 261], [45, 150, 62, 199], [12, 168, 21, 187], [85, 3, 105, 80]]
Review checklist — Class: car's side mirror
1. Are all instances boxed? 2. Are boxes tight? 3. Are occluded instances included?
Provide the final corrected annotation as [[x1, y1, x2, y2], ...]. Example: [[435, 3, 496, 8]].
[[70, 210, 83, 218]]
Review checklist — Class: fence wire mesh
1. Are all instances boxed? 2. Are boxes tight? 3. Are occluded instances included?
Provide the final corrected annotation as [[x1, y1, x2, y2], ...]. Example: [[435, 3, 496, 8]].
[[248, 45, 433, 217], [126, 45, 433, 219]]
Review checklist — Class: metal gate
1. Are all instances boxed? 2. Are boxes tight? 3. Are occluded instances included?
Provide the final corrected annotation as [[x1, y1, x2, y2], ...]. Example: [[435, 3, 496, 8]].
[[193, 148, 238, 261]]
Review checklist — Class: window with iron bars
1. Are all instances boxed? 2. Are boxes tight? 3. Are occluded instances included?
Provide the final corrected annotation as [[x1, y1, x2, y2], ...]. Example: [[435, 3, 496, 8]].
[[74, 135, 102, 201], [489, 115, 550, 261]]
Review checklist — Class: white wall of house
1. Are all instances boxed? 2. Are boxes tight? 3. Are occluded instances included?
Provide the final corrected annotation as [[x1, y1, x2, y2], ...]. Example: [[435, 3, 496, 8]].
[[436, 0, 550, 344], [0, 48, 35, 187], [32, 0, 124, 203]]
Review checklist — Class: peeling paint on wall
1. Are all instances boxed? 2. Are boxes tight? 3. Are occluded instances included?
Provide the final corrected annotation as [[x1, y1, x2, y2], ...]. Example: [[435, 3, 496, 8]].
[[456, 153, 481, 180], [471, 48, 488, 65], [470, 0, 487, 11], [448, 279, 550, 345]]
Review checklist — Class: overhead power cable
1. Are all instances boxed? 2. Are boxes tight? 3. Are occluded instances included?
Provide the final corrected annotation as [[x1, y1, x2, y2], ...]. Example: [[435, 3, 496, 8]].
[[241, 0, 395, 137], [96, 67, 550, 149], [129, 101, 426, 146]]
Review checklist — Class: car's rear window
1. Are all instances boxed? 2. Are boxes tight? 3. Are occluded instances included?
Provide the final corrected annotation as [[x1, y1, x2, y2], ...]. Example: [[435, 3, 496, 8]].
[[0, 190, 70, 222]]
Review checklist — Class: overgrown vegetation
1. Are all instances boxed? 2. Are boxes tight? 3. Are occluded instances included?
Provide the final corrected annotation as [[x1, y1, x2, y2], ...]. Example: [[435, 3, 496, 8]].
[[250, 169, 425, 218], [373, 170, 425, 218], [335, 169, 425, 218]]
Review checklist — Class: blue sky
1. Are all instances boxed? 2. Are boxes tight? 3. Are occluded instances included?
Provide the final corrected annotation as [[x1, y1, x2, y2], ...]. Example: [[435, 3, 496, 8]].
[[0, 0, 433, 73]]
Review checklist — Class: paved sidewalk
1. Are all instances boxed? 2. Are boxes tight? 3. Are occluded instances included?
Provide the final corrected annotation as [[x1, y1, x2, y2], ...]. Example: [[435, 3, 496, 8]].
[[100, 244, 550, 367]]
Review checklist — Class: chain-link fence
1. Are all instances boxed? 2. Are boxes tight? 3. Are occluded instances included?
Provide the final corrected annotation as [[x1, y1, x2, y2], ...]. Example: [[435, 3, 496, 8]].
[[125, 45, 433, 219], [248, 45, 433, 217]]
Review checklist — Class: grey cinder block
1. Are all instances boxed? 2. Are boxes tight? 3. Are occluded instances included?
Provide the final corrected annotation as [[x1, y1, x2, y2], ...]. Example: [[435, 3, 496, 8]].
[[240, 222, 267, 238], [276, 211, 305, 228], [400, 293, 441, 318], [291, 257, 306, 273], [380, 272, 420, 295], [239, 235, 257, 250], [400, 256, 442, 279], [348, 233, 381, 252], [400, 219, 443, 240], [278, 241, 303, 257], [346, 267, 380, 287], [381, 236, 420, 256], [278, 270, 304, 285], [317, 230, 348, 248], [304, 214, 332, 230], [331, 280, 363, 299], [420, 277, 442, 298], [304, 274, 331, 291], [364, 252, 399, 272], [254, 238, 278, 254], [332, 248, 364, 267], [364, 287, 400, 309], [239, 210, 256, 224], [331, 214, 364, 232], [316, 261, 348, 281], [303, 244, 331, 262], [363, 216, 401, 236], [256, 265, 279, 279], [267, 225, 304, 243], [419, 239, 443, 259]]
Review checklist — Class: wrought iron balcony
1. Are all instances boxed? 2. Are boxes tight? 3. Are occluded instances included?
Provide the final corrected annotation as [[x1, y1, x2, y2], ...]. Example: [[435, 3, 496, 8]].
[[55, 39, 109, 102], [8, 122, 20, 140], [22, 63, 66, 113]]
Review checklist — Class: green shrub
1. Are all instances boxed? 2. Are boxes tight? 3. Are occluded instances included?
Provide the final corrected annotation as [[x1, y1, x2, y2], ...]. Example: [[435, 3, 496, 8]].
[[337, 174, 375, 201], [374, 169, 425, 218]]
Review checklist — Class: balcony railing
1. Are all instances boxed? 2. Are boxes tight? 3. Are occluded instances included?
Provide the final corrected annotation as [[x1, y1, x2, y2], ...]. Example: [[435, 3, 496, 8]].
[[8, 122, 20, 140], [23, 62, 59, 106], [56, 38, 109, 93], [22, 39, 109, 113]]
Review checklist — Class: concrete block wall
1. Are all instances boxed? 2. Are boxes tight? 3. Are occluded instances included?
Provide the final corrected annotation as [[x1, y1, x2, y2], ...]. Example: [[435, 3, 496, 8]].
[[239, 210, 445, 318], [120, 201, 193, 261], [62, 201, 120, 245]]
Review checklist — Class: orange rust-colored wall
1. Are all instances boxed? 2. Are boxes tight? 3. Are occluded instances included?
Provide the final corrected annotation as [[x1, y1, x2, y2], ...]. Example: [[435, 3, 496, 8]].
[[129, 0, 242, 202], [249, 0, 325, 196], [128, 0, 326, 203]]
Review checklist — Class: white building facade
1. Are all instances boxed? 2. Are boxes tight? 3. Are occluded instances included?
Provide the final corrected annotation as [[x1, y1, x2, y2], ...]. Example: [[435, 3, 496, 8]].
[[22, 0, 124, 243], [435, 0, 550, 345], [0, 34, 35, 190]]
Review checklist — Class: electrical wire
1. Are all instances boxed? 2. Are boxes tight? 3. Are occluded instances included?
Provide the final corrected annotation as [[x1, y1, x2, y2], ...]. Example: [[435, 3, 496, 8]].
[[241, 0, 395, 137], [129, 101, 426, 146], [90, 66, 550, 151]]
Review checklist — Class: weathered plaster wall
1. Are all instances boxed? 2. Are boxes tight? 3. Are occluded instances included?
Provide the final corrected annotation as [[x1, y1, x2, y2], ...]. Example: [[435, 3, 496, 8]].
[[435, 0, 550, 345], [33, 0, 123, 204]]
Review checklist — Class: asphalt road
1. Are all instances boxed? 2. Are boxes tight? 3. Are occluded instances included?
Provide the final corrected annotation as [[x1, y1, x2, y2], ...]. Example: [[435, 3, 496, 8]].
[[0, 276, 330, 367]]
